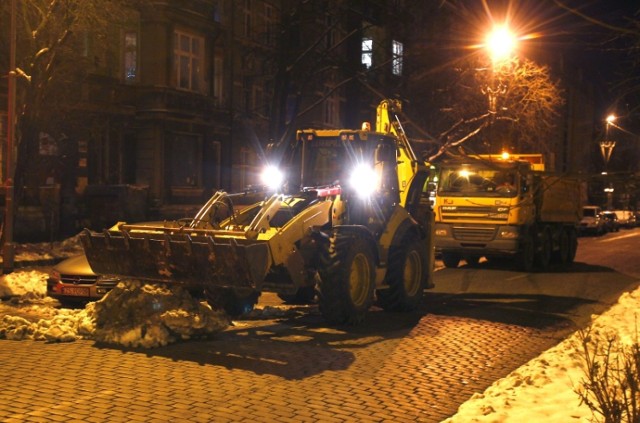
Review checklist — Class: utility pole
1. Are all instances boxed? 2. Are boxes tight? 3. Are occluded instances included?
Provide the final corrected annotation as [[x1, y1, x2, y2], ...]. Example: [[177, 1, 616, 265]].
[[3, 0, 17, 273]]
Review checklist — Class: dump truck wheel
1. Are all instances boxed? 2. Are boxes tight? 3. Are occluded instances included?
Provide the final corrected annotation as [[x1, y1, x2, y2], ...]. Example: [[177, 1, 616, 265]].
[[441, 252, 461, 268], [517, 231, 534, 272], [318, 234, 375, 325], [566, 227, 578, 263], [377, 238, 427, 312], [535, 227, 552, 271], [205, 287, 259, 317], [552, 227, 570, 264], [277, 286, 316, 304]]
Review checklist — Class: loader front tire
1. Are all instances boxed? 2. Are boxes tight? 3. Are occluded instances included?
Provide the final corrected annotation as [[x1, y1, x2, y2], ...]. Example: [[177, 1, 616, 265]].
[[377, 237, 428, 312], [318, 234, 375, 325], [205, 287, 259, 317]]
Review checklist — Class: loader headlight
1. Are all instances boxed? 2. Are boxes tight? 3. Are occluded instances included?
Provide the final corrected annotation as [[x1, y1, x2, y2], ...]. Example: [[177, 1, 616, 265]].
[[349, 164, 378, 198], [261, 165, 284, 191]]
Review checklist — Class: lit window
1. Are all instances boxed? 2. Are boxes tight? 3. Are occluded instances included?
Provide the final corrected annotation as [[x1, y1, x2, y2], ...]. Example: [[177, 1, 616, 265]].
[[362, 38, 373, 69], [173, 30, 205, 92], [392, 40, 403, 76], [124, 31, 138, 82]]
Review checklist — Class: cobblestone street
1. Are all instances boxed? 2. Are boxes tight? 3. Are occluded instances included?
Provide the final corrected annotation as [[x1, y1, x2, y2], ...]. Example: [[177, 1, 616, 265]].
[[0, 295, 571, 423]]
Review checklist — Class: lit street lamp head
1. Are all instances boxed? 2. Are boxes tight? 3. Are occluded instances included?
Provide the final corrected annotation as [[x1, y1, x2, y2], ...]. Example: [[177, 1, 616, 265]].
[[485, 25, 517, 62]]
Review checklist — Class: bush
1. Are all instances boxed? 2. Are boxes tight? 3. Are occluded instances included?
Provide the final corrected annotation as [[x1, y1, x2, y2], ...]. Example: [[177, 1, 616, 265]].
[[575, 327, 640, 423]]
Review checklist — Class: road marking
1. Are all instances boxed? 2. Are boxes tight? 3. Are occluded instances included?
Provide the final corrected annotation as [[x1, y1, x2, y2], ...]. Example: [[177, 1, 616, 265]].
[[506, 274, 528, 281], [599, 232, 640, 243]]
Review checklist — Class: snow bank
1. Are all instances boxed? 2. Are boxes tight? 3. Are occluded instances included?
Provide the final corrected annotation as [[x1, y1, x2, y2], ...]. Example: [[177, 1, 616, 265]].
[[443, 285, 640, 423]]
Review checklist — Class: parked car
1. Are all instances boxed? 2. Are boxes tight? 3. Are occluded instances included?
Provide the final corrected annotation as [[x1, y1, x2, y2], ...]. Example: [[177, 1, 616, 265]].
[[579, 205, 606, 235], [601, 211, 620, 232], [613, 210, 634, 228], [47, 254, 119, 305]]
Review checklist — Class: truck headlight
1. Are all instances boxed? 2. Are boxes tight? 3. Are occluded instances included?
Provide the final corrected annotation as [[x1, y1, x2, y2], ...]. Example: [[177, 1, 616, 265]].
[[349, 164, 378, 198], [261, 166, 284, 191], [498, 227, 519, 239], [434, 224, 450, 237]]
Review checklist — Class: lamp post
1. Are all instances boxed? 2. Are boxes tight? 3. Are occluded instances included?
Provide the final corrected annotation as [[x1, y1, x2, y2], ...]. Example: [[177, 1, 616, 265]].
[[3, 0, 17, 273], [600, 115, 616, 170], [483, 26, 517, 114]]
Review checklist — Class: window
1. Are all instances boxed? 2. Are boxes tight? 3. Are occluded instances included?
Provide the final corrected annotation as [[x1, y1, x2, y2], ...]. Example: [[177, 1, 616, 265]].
[[123, 31, 138, 83], [323, 90, 340, 126], [169, 134, 201, 187], [213, 0, 223, 23], [264, 4, 274, 45], [325, 15, 335, 49], [362, 37, 373, 69], [243, 0, 252, 38], [213, 48, 224, 106], [173, 30, 205, 92], [392, 40, 403, 76]]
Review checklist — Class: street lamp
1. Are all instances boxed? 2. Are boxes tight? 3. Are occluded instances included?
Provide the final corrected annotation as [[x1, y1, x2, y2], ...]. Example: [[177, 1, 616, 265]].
[[482, 25, 518, 122], [600, 114, 616, 170], [485, 25, 517, 63]]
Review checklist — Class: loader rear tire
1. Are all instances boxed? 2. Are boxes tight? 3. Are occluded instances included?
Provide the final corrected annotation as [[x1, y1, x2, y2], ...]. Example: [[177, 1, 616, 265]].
[[318, 234, 375, 325], [377, 237, 428, 312], [205, 287, 259, 317]]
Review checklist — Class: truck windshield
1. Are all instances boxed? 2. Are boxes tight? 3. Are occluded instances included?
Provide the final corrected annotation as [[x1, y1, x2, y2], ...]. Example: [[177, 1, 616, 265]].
[[438, 167, 518, 198]]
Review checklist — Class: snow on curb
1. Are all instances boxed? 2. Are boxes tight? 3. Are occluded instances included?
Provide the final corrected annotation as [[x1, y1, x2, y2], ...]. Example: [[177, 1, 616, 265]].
[[443, 286, 640, 423]]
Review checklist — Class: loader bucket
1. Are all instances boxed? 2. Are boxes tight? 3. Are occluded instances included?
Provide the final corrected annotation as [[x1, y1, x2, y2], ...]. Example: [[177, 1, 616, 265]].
[[80, 229, 270, 289]]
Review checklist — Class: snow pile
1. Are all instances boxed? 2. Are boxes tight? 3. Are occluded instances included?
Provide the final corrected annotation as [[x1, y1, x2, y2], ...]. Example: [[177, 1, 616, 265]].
[[0, 232, 84, 265], [0, 273, 230, 348], [0, 270, 48, 299], [444, 285, 640, 423], [89, 280, 230, 348]]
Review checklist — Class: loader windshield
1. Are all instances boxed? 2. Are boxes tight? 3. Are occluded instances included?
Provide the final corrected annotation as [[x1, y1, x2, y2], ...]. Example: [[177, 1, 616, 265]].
[[301, 136, 381, 188], [438, 166, 518, 198]]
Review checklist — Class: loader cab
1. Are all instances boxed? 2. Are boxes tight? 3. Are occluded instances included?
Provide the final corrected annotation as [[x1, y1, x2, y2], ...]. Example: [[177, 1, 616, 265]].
[[292, 129, 400, 205]]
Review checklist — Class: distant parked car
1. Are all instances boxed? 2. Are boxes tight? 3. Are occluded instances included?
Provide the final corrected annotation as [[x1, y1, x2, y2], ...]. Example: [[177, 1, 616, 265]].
[[613, 210, 634, 228], [579, 206, 605, 235], [601, 211, 620, 232], [47, 254, 119, 304]]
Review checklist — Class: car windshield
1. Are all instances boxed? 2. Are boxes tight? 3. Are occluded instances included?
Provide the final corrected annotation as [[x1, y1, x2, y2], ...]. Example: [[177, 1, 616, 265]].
[[583, 208, 597, 217], [438, 166, 518, 198]]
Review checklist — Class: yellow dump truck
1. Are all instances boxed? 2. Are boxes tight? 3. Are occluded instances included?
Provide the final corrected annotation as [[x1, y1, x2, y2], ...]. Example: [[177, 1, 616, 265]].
[[434, 153, 582, 271]]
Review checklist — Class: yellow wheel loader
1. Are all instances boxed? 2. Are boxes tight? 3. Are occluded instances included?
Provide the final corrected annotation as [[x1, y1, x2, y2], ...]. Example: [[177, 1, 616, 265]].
[[81, 100, 435, 324]]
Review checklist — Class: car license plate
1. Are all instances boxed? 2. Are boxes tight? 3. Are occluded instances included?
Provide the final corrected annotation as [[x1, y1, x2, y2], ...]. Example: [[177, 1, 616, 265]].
[[61, 286, 90, 297]]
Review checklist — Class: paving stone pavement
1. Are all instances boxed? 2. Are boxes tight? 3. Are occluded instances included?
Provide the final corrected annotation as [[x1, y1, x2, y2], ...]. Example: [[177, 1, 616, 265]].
[[0, 299, 569, 423]]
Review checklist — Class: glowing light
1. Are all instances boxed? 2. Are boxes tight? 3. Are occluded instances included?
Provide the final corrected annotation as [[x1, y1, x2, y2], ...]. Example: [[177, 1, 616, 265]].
[[261, 165, 284, 191], [486, 25, 517, 62], [606, 114, 616, 124], [501, 151, 510, 160], [350, 164, 379, 198]]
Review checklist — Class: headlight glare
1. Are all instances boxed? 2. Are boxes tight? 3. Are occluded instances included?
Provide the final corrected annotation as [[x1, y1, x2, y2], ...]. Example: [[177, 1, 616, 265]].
[[350, 164, 378, 198], [261, 166, 284, 191]]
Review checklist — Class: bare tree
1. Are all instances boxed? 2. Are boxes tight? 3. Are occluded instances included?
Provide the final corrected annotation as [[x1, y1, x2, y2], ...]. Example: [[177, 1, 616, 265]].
[[418, 54, 564, 163], [1, 0, 139, 204]]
